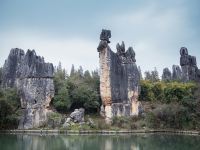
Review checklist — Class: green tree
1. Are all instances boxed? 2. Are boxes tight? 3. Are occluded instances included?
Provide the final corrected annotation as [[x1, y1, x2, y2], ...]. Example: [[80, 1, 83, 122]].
[[78, 66, 84, 77], [53, 83, 71, 113], [144, 68, 159, 82], [0, 88, 20, 129], [70, 64, 75, 77], [70, 84, 100, 112], [151, 68, 160, 82], [144, 71, 151, 81]]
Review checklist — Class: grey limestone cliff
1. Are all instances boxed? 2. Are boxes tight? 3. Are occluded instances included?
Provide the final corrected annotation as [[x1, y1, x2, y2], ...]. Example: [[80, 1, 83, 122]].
[[162, 47, 200, 82], [2, 48, 54, 129], [180, 47, 199, 82], [97, 29, 141, 122]]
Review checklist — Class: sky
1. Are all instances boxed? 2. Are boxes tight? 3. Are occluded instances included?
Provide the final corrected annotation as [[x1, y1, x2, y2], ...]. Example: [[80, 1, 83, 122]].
[[0, 0, 200, 76]]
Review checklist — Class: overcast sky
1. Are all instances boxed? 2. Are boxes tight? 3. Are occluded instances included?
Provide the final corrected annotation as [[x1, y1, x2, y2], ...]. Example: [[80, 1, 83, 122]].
[[0, 0, 200, 76]]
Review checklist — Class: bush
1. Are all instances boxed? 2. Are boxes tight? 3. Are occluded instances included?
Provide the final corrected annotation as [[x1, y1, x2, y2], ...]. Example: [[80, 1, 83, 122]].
[[139, 80, 197, 103], [47, 112, 62, 129], [0, 88, 20, 129], [111, 116, 145, 129], [145, 104, 191, 129], [95, 120, 111, 130], [53, 87, 71, 113], [112, 116, 129, 128], [53, 65, 100, 114], [0, 100, 19, 129]]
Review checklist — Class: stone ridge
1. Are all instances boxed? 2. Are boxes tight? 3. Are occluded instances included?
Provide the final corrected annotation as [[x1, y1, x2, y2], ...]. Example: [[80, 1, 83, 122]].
[[2, 48, 54, 129], [2, 48, 54, 88]]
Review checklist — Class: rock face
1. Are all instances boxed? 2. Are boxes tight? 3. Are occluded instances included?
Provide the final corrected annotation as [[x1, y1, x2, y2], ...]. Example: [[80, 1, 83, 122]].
[[97, 29, 141, 122], [180, 47, 199, 82], [63, 108, 85, 128], [172, 65, 182, 81], [70, 108, 85, 123], [162, 47, 200, 82], [2, 48, 54, 129], [162, 68, 172, 81]]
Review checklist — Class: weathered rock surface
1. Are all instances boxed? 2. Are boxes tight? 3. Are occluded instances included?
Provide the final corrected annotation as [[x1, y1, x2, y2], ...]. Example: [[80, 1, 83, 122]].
[[162, 47, 199, 82], [2, 48, 54, 129], [62, 108, 85, 128], [180, 47, 199, 82], [70, 108, 85, 123], [162, 68, 172, 81], [172, 65, 182, 81], [97, 29, 141, 123]]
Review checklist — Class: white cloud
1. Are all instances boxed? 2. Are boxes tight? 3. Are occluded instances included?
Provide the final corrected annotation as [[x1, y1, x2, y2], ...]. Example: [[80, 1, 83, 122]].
[[1, 1, 200, 78], [102, 3, 199, 76], [0, 31, 99, 73]]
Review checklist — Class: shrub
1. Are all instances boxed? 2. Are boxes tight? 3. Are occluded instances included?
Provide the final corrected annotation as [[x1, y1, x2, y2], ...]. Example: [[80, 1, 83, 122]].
[[112, 116, 129, 128], [139, 80, 197, 103], [0, 88, 20, 129], [47, 112, 62, 129], [145, 104, 191, 129], [145, 112, 159, 128]]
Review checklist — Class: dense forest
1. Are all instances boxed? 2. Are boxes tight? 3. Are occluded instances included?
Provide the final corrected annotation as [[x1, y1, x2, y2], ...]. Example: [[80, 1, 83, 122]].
[[0, 65, 200, 130]]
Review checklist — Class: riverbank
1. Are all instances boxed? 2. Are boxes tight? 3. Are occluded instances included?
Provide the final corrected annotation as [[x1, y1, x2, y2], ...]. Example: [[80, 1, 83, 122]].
[[1, 129, 200, 135]]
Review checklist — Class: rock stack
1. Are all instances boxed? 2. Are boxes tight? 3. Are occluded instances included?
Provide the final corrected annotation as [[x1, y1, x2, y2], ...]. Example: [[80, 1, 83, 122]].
[[2, 48, 54, 129], [97, 29, 141, 123], [162, 47, 200, 82]]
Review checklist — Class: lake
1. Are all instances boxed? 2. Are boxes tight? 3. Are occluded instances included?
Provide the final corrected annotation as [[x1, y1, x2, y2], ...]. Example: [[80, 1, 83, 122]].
[[0, 133, 200, 150]]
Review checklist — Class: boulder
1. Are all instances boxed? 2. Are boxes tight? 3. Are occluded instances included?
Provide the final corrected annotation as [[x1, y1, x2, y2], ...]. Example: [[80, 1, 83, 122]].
[[70, 108, 85, 123]]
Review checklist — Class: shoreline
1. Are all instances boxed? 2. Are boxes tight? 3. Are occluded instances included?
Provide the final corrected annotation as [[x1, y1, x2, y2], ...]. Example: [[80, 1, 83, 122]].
[[1, 129, 200, 135]]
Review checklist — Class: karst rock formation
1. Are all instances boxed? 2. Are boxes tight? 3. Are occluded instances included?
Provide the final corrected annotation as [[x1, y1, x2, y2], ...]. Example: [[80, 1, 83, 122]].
[[97, 29, 141, 123], [162, 47, 200, 82], [2, 48, 54, 129]]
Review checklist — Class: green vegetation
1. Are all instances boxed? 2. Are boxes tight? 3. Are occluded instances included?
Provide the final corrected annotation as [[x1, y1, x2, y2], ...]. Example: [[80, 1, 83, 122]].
[[0, 88, 21, 129], [138, 78, 200, 130], [139, 80, 197, 103], [1, 63, 200, 131], [52, 63, 100, 113], [47, 112, 62, 129]]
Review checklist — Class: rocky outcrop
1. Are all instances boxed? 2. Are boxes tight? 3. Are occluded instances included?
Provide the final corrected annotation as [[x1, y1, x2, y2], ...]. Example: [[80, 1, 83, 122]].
[[70, 108, 85, 123], [97, 29, 141, 123], [180, 47, 199, 82], [2, 48, 25, 88], [63, 108, 86, 128], [172, 65, 182, 81], [162, 47, 200, 82], [2, 48, 54, 129], [162, 68, 172, 81]]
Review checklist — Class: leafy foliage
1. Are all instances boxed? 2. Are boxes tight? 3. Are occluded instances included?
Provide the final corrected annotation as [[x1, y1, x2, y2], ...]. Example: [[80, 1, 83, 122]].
[[53, 63, 100, 113], [144, 68, 160, 82], [0, 88, 21, 129], [139, 80, 197, 103]]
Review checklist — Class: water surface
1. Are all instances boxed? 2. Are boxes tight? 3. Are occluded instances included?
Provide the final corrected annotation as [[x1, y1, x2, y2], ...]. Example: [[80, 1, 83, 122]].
[[0, 133, 200, 150]]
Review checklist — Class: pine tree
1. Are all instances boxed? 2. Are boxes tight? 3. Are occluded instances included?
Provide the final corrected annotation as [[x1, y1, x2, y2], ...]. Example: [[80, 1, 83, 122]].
[[144, 71, 151, 81], [78, 66, 84, 77], [70, 64, 75, 77], [151, 67, 159, 82]]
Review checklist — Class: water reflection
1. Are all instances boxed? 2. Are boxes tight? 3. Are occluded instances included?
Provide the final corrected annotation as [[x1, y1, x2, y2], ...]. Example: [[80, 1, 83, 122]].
[[0, 133, 200, 150]]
